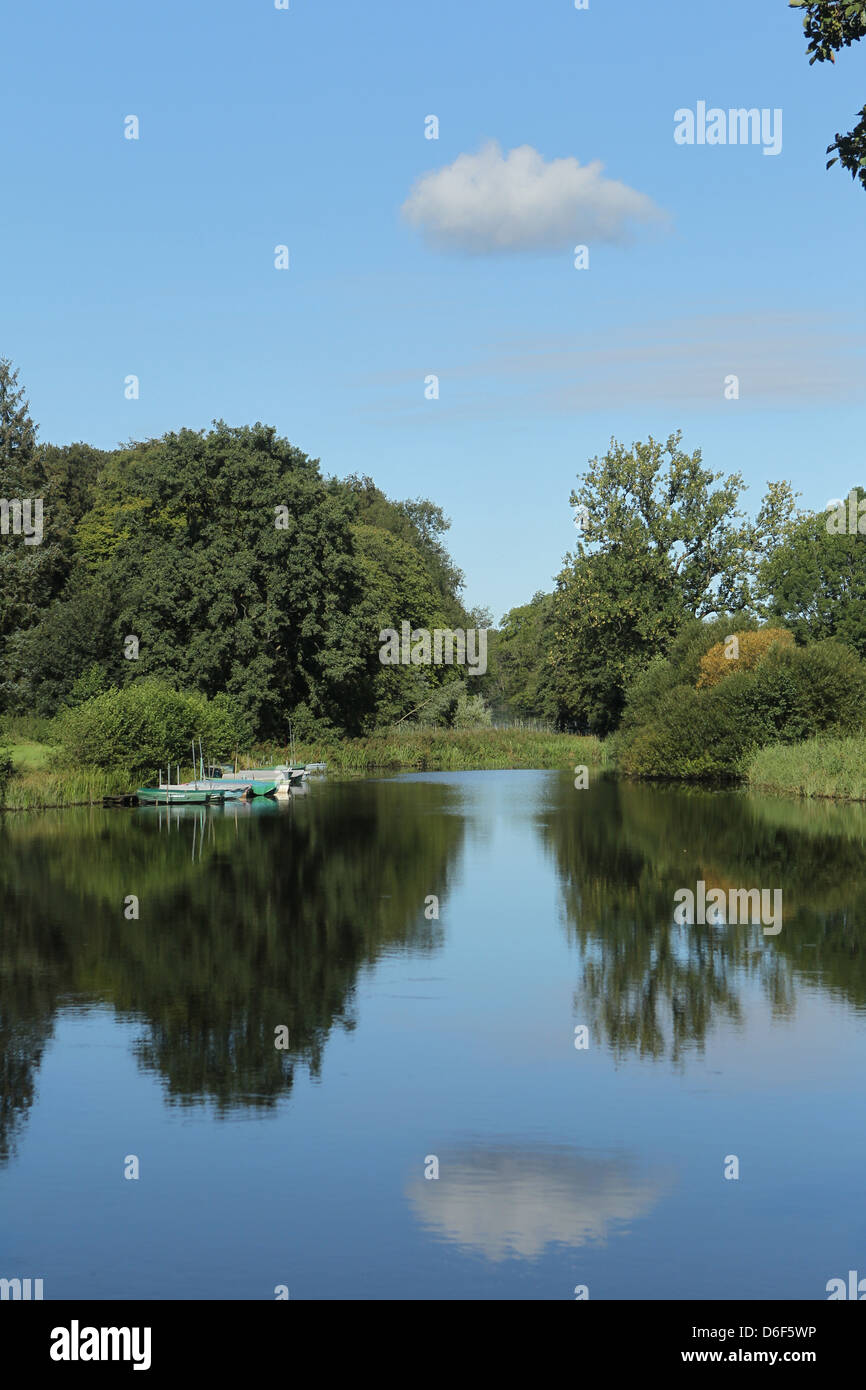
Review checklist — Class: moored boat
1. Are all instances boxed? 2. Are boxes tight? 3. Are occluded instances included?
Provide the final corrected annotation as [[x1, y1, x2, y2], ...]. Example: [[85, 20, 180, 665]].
[[135, 786, 223, 805], [176, 778, 257, 799], [235, 765, 301, 788]]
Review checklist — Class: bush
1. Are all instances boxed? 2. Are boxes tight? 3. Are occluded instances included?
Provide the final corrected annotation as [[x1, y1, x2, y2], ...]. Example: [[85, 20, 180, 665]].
[[64, 663, 109, 707], [619, 684, 748, 778], [618, 636, 866, 779], [452, 691, 492, 729], [697, 627, 793, 687], [782, 640, 866, 733], [618, 615, 757, 736], [55, 681, 250, 774]]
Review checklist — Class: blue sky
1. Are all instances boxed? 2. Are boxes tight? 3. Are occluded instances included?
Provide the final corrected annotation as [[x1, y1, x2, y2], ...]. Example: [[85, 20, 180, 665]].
[[3, 0, 864, 620]]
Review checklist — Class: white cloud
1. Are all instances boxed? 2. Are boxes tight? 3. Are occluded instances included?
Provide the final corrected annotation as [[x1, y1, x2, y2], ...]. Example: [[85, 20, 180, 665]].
[[401, 140, 666, 253], [405, 1146, 671, 1261]]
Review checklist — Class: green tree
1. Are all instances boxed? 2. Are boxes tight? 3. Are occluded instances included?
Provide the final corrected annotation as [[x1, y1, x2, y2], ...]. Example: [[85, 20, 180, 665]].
[[790, 0, 866, 188], [352, 522, 459, 728], [0, 357, 37, 485], [757, 487, 866, 654], [0, 360, 53, 709], [106, 423, 371, 738], [343, 476, 466, 621], [551, 433, 760, 732], [493, 592, 558, 721]]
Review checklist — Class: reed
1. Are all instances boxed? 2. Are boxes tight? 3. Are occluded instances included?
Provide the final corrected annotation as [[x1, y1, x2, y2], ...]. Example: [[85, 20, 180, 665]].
[[0, 766, 131, 811], [746, 734, 866, 801], [252, 728, 610, 773], [0, 729, 610, 808]]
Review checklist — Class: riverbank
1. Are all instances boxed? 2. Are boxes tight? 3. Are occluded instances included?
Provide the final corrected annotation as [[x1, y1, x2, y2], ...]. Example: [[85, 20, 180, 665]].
[[0, 765, 131, 811], [0, 730, 610, 810], [279, 729, 610, 774], [746, 734, 866, 802], [4, 727, 865, 809]]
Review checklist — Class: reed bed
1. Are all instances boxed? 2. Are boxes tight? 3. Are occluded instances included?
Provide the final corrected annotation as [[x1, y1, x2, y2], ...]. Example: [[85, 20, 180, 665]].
[[0, 767, 131, 811], [746, 735, 866, 801], [256, 729, 610, 773]]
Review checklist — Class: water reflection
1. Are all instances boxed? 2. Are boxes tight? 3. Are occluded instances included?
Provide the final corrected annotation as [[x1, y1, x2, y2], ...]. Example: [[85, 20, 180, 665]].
[[537, 776, 866, 1063], [0, 780, 466, 1160], [4, 770, 866, 1170], [405, 1146, 671, 1260]]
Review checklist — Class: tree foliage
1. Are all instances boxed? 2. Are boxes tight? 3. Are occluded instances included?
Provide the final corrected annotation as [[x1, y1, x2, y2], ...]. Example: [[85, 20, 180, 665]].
[[0, 363, 477, 739], [790, 0, 866, 188], [550, 433, 762, 732], [756, 487, 866, 654], [697, 628, 794, 688], [490, 592, 558, 721], [618, 629, 866, 778]]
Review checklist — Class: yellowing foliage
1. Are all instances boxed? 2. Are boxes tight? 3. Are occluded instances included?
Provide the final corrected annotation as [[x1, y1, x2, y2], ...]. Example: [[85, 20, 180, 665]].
[[697, 628, 794, 688]]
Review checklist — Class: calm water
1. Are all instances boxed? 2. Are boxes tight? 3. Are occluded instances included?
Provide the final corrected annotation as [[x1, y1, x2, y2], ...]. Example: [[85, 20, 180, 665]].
[[1, 771, 865, 1300]]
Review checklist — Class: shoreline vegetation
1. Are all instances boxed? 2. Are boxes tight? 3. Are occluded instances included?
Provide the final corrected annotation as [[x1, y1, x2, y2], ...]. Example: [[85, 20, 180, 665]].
[[745, 735, 866, 803], [4, 724, 866, 810], [0, 729, 611, 811]]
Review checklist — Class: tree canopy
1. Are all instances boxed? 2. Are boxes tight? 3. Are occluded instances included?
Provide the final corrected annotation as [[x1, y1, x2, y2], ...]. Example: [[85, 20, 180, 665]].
[[790, 0, 866, 189], [0, 367, 482, 738]]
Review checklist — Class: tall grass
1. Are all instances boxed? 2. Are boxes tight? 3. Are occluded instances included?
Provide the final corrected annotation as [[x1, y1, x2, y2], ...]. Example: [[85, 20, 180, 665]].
[[746, 734, 866, 801], [250, 728, 610, 773], [0, 767, 131, 811]]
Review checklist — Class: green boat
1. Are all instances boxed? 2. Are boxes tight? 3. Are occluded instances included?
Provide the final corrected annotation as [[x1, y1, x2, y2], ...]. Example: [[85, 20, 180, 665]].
[[135, 787, 223, 805], [177, 777, 276, 798]]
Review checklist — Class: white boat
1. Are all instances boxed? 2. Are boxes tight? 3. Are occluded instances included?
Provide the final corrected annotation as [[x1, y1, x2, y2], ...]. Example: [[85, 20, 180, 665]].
[[236, 765, 306, 786]]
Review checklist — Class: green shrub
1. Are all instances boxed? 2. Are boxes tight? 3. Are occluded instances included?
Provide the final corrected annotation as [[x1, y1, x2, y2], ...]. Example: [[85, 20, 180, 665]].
[[452, 691, 492, 729], [55, 681, 250, 774], [697, 628, 793, 687], [619, 684, 748, 778], [64, 663, 109, 707], [618, 637, 866, 779], [780, 640, 866, 733]]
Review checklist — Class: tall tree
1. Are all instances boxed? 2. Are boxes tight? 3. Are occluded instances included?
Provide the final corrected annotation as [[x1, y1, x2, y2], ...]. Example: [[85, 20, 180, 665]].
[[0, 359, 54, 710], [551, 433, 759, 733], [493, 592, 558, 721], [757, 485, 866, 653], [790, 0, 866, 189], [0, 357, 38, 489]]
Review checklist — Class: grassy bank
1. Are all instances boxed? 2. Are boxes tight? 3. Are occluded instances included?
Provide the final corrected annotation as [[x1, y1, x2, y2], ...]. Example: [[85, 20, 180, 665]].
[[0, 766, 132, 811], [0, 729, 609, 809], [252, 729, 610, 774], [6, 726, 866, 807], [746, 734, 866, 801]]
